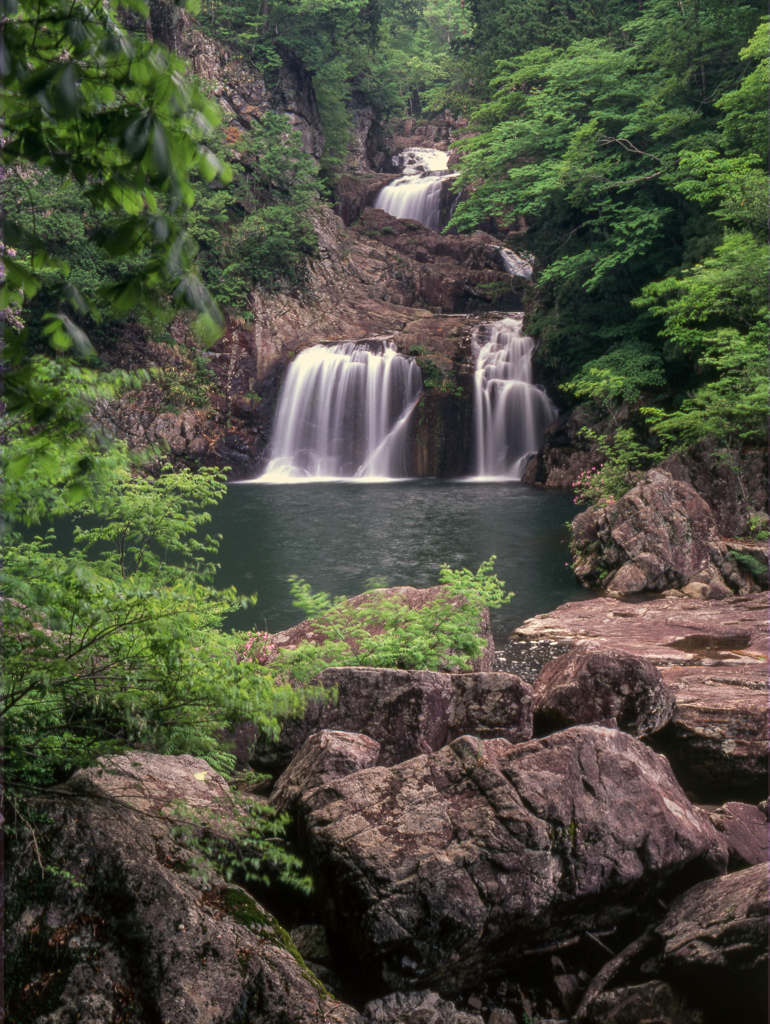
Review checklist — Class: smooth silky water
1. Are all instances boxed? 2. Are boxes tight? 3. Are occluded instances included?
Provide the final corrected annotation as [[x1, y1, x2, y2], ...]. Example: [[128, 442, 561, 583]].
[[210, 480, 583, 644]]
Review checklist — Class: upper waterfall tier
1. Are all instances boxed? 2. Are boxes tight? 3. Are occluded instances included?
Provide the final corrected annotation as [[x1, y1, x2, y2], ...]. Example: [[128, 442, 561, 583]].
[[260, 341, 422, 481], [373, 148, 458, 232], [472, 316, 557, 480]]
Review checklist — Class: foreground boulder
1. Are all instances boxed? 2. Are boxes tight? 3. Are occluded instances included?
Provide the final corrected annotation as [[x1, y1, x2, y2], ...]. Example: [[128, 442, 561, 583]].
[[271, 730, 381, 814], [707, 801, 769, 869], [655, 862, 768, 1021], [251, 667, 533, 774], [532, 641, 674, 737], [6, 753, 361, 1024], [652, 662, 768, 797], [571, 469, 751, 594], [299, 726, 726, 991]]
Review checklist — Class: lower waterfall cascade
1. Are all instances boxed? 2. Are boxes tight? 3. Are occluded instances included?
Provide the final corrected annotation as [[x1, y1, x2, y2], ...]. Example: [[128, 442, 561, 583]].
[[472, 315, 557, 480], [373, 147, 458, 232], [260, 341, 422, 481]]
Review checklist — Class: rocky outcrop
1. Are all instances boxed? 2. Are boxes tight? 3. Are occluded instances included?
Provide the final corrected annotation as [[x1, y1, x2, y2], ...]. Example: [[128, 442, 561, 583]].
[[532, 641, 674, 737], [571, 469, 753, 594], [148, 1, 324, 157], [5, 752, 361, 1024], [270, 730, 381, 814], [299, 726, 726, 991], [659, 440, 768, 538], [250, 666, 532, 775], [653, 662, 769, 797], [356, 208, 529, 311], [515, 593, 769, 800], [344, 94, 388, 173], [383, 112, 469, 159], [514, 592, 768, 665], [521, 406, 606, 490], [336, 171, 401, 225]]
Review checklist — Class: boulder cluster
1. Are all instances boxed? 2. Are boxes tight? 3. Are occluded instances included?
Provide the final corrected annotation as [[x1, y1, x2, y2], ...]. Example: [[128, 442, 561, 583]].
[[7, 589, 767, 1024]]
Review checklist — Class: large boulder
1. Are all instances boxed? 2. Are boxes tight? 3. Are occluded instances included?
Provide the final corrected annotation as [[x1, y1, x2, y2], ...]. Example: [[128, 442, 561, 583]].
[[5, 753, 361, 1024], [571, 469, 752, 595], [532, 641, 674, 737], [655, 863, 768, 1021], [251, 667, 533, 774], [271, 730, 381, 814], [652, 662, 768, 798], [707, 801, 769, 869], [299, 726, 726, 991]]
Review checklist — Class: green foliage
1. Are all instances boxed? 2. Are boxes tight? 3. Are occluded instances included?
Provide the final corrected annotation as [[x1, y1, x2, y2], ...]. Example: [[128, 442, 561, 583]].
[[2, 0, 233, 511], [467, 0, 636, 91], [641, 321, 769, 448], [170, 794, 312, 894], [187, 113, 320, 301], [565, 344, 667, 411], [417, 358, 463, 396], [632, 22, 770, 451], [2, 359, 150, 524], [1, 463, 302, 793], [162, 354, 216, 410], [730, 550, 768, 584], [451, 4, 767, 465], [271, 558, 512, 684], [746, 513, 769, 542], [572, 427, 651, 507], [2, 0, 230, 345]]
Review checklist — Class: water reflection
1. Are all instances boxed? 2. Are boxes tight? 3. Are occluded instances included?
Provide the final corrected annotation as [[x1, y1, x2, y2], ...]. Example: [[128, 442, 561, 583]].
[[212, 480, 584, 642]]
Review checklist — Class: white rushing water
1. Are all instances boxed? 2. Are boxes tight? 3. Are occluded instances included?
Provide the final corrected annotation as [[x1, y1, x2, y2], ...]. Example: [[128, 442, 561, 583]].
[[260, 341, 422, 481], [472, 315, 557, 480], [498, 247, 534, 279], [373, 147, 459, 232]]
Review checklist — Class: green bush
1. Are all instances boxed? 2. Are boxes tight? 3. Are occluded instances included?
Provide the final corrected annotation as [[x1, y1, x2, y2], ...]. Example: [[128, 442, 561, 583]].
[[269, 558, 512, 685], [2, 462, 302, 794]]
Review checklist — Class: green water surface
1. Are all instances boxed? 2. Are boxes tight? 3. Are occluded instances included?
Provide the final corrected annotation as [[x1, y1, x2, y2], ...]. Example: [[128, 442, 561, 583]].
[[211, 480, 586, 642]]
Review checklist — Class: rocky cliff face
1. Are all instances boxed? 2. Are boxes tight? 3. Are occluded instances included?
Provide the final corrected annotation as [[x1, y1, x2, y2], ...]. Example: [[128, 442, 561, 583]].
[[148, 0, 324, 157]]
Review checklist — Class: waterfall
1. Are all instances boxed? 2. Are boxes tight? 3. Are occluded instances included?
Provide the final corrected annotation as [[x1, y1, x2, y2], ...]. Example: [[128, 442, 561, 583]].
[[373, 148, 459, 232], [260, 341, 422, 481], [472, 316, 557, 480], [497, 248, 533, 279]]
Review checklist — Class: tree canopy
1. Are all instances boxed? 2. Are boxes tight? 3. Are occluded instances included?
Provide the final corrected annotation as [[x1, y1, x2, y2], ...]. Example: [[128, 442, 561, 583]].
[[449, 3, 768, 456]]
